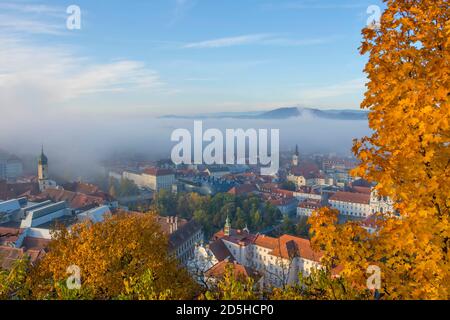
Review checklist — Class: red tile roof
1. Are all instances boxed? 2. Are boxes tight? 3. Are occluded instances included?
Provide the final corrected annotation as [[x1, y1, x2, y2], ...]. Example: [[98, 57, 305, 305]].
[[215, 229, 323, 263], [273, 189, 294, 198], [268, 197, 296, 206], [205, 260, 260, 281], [209, 238, 233, 262], [298, 199, 322, 209], [271, 235, 323, 262], [214, 229, 257, 246], [253, 234, 279, 250], [62, 182, 100, 195], [143, 167, 174, 176], [228, 184, 257, 196], [351, 186, 372, 194], [0, 246, 46, 270], [34, 188, 104, 210], [329, 191, 370, 205], [0, 180, 40, 200], [0, 227, 22, 245], [290, 163, 320, 179], [21, 237, 51, 251]]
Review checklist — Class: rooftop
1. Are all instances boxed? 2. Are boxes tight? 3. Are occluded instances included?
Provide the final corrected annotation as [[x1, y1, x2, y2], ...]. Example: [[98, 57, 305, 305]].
[[205, 259, 260, 281], [143, 167, 174, 176], [329, 191, 371, 205]]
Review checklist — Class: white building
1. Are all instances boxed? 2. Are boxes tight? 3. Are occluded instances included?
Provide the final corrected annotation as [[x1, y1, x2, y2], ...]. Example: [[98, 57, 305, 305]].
[[122, 167, 175, 192], [297, 199, 322, 217], [143, 167, 176, 192], [196, 220, 340, 288], [0, 154, 23, 181], [329, 189, 395, 219], [294, 188, 322, 202], [287, 173, 306, 188], [370, 189, 394, 215], [122, 169, 148, 189], [329, 191, 371, 218]]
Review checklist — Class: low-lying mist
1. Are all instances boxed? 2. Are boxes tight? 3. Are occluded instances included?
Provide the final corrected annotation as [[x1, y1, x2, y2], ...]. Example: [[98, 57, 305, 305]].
[[0, 115, 370, 181]]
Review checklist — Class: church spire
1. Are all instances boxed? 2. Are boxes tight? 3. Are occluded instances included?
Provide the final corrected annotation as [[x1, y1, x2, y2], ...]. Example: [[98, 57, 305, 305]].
[[38, 145, 48, 165], [224, 214, 231, 236], [292, 144, 299, 166]]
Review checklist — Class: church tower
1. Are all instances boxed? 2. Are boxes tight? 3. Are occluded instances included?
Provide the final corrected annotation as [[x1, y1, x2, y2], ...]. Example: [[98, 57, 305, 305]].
[[38, 146, 49, 191], [292, 144, 299, 167], [224, 214, 231, 236]]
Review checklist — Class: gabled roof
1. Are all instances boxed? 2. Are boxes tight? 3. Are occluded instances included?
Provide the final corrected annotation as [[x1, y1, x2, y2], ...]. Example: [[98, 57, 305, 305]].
[[34, 188, 104, 210], [298, 199, 322, 209], [271, 235, 323, 262], [351, 186, 372, 194], [165, 219, 202, 250], [214, 228, 256, 246], [143, 167, 174, 176], [0, 227, 22, 244], [228, 184, 257, 195], [290, 163, 320, 179], [205, 260, 260, 281], [21, 236, 51, 251], [215, 228, 323, 263], [208, 238, 233, 262], [329, 191, 370, 204], [0, 245, 46, 270]]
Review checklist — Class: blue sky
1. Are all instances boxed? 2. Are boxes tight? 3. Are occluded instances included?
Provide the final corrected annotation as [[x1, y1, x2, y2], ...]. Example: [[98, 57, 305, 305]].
[[0, 0, 384, 118]]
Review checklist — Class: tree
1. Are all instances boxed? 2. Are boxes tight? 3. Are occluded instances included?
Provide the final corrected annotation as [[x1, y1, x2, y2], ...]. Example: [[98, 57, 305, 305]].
[[271, 268, 371, 300], [0, 258, 31, 300], [28, 212, 199, 299], [118, 178, 140, 197], [203, 264, 259, 300], [280, 215, 296, 236], [310, 0, 450, 299], [152, 189, 176, 216]]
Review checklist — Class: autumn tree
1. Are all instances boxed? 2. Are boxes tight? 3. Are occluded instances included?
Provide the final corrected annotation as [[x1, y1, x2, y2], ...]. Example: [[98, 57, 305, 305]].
[[271, 268, 371, 300], [309, 0, 449, 299], [28, 212, 199, 300], [0, 258, 31, 300], [202, 264, 259, 300]]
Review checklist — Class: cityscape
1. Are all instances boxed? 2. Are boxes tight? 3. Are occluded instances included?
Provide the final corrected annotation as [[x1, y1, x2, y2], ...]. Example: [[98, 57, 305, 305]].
[[0, 0, 448, 307]]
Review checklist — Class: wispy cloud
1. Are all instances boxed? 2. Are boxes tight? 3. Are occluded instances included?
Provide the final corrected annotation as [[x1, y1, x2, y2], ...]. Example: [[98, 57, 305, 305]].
[[0, 36, 163, 117], [183, 33, 338, 48], [184, 34, 273, 48], [264, 0, 367, 10], [0, 13, 64, 34], [0, 2, 64, 14], [0, 1, 66, 35], [298, 78, 367, 101]]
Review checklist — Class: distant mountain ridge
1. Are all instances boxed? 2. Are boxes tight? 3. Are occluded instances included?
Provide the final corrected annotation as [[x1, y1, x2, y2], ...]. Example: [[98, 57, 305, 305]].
[[160, 107, 368, 120]]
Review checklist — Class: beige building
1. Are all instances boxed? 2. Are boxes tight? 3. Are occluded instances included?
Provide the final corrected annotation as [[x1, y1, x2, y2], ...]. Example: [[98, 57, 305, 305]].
[[297, 199, 322, 217], [122, 167, 176, 192], [143, 167, 176, 192], [202, 221, 340, 288], [329, 191, 371, 218]]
